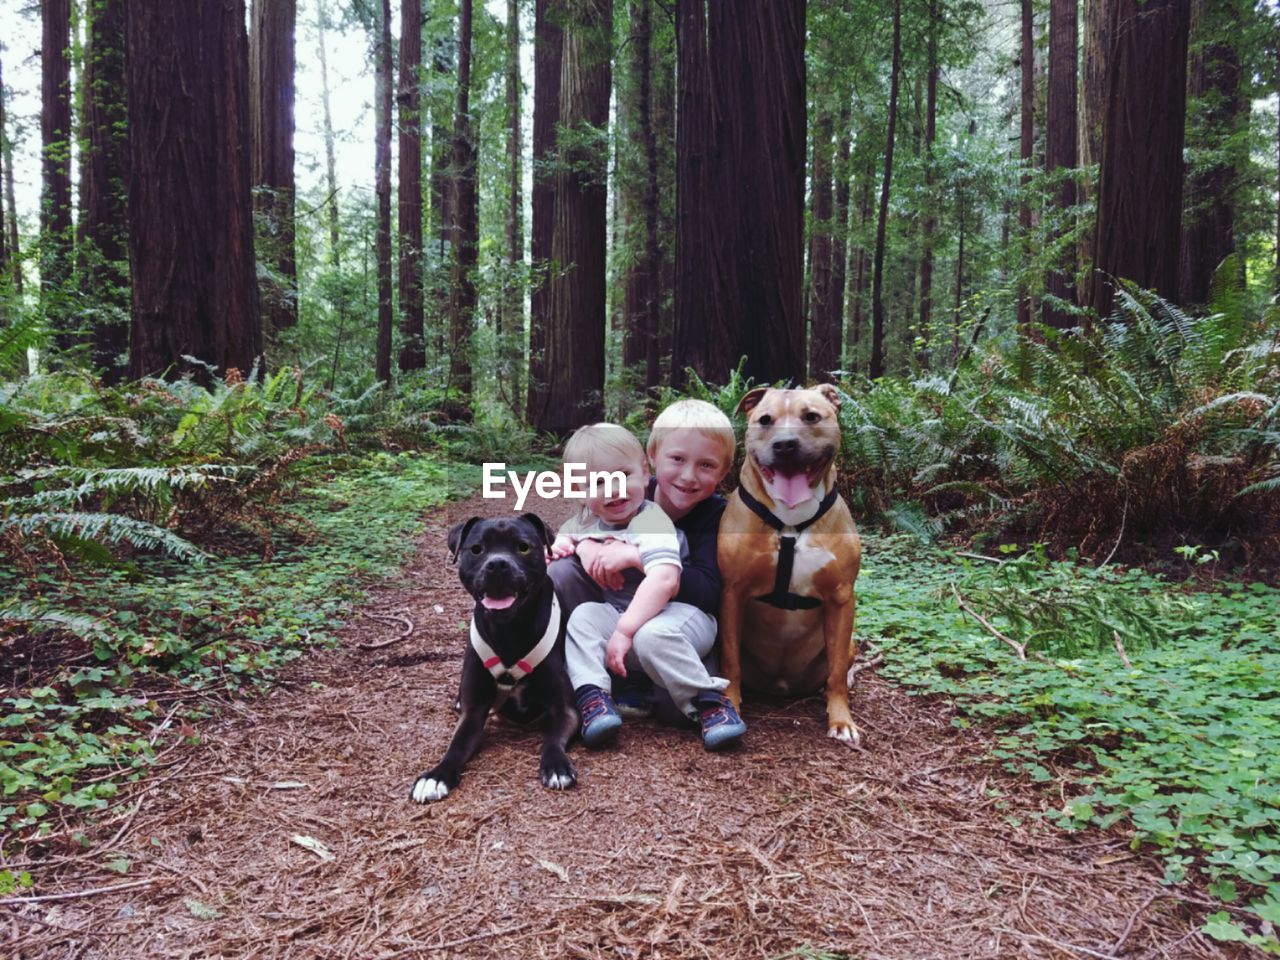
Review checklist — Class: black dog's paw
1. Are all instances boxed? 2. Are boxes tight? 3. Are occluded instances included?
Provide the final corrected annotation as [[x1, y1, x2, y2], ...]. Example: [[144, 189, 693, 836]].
[[410, 765, 460, 804], [539, 753, 577, 791]]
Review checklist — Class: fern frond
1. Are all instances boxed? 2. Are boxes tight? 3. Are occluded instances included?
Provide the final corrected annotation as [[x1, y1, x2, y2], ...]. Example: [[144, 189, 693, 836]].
[[1, 512, 209, 563]]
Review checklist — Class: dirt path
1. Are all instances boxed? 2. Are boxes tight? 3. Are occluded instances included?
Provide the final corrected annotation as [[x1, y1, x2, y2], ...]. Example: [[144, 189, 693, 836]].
[[4, 495, 1244, 959]]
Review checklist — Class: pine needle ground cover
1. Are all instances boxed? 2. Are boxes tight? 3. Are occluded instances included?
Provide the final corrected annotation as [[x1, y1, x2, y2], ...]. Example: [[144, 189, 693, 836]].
[[0, 452, 448, 857], [858, 535, 1280, 949]]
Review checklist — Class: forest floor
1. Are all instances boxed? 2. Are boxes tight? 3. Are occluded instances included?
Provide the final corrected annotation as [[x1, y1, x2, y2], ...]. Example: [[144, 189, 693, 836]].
[[3, 492, 1253, 959]]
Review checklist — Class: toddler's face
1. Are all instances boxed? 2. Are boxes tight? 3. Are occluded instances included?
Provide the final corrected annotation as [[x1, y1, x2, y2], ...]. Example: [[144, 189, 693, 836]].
[[652, 431, 728, 515], [585, 451, 648, 525]]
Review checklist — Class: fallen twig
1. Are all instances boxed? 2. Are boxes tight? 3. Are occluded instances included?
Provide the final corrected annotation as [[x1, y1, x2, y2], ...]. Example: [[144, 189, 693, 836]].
[[848, 653, 885, 680], [950, 584, 1026, 660], [1112, 631, 1132, 670], [1109, 890, 1158, 954], [378, 922, 534, 958], [356, 611, 415, 650], [0, 876, 158, 906]]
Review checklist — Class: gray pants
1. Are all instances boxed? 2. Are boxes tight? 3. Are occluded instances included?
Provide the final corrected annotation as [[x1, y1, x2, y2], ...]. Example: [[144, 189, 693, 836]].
[[549, 557, 725, 721]]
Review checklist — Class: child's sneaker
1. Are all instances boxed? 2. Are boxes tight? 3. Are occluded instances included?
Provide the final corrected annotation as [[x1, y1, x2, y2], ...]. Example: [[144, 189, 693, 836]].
[[613, 673, 655, 719], [575, 684, 622, 747], [696, 690, 746, 751]]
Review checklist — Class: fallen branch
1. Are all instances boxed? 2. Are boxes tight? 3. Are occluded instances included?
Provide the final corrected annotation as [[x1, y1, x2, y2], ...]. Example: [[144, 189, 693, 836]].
[[356, 611, 414, 650], [1112, 631, 1132, 670], [848, 653, 885, 680], [1109, 890, 1158, 955], [951, 584, 1026, 660], [0, 877, 158, 906]]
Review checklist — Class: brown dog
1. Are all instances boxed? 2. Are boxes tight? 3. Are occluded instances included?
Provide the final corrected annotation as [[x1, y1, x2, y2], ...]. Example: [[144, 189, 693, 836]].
[[717, 384, 863, 743]]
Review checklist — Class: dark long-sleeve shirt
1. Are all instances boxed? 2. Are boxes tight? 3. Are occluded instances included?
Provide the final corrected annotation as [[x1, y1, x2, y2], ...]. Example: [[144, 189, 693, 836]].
[[646, 477, 726, 616]]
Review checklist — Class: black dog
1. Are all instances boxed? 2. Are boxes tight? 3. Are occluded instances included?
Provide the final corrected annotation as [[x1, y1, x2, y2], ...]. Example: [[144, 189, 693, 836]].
[[410, 513, 578, 803]]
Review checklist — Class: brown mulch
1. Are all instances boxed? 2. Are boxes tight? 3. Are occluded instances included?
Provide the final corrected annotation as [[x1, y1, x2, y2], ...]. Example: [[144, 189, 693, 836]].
[[1, 495, 1252, 959]]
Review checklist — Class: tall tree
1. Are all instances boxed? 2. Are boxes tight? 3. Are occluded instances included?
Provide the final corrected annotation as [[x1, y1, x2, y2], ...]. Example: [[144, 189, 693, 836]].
[[449, 0, 479, 400], [808, 109, 836, 381], [539, 0, 612, 433], [1016, 0, 1034, 333], [674, 0, 807, 387], [868, 0, 901, 380], [250, 0, 298, 336], [375, 0, 394, 384], [620, 0, 662, 395], [527, 0, 563, 422], [398, 0, 426, 372], [126, 0, 260, 382], [918, 0, 939, 360], [1089, 0, 1190, 317], [0, 50, 8, 284], [502, 0, 524, 408], [43, 0, 74, 351], [1044, 0, 1078, 329], [827, 104, 851, 377], [78, 0, 129, 382], [315, 0, 341, 260], [1178, 0, 1245, 305], [1, 52, 19, 295]]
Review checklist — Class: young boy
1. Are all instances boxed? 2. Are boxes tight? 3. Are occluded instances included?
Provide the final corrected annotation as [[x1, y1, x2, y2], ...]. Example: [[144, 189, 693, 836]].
[[549, 403, 744, 750]]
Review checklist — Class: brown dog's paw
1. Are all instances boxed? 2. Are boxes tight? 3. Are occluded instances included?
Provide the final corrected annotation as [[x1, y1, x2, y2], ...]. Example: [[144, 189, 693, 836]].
[[826, 720, 861, 747]]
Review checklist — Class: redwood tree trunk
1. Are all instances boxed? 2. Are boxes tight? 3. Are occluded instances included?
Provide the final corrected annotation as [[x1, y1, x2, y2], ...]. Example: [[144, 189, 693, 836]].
[[1016, 0, 1034, 332], [1089, 0, 1190, 317], [808, 110, 835, 381], [250, 0, 297, 335], [1, 50, 19, 294], [43, 0, 74, 351], [869, 0, 901, 380], [503, 0, 523, 409], [449, 0, 479, 401], [1043, 0, 1078, 329], [918, 0, 938, 364], [827, 104, 851, 377], [1178, 0, 1243, 305], [375, 0, 394, 384], [78, 0, 130, 382], [540, 0, 612, 434], [398, 0, 426, 371], [674, 0, 807, 388], [527, 0, 563, 423], [126, 0, 261, 383]]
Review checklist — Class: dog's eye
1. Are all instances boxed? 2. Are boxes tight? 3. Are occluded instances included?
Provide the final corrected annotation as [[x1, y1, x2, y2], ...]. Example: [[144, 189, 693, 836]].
[[757, 414, 773, 427], [803, 410, 822, 424], [469, 543, 483, 555], [517, 541, 531, 554]]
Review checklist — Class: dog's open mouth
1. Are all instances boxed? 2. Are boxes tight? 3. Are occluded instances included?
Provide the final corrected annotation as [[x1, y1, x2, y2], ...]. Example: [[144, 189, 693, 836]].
[[759, 455, 831, 509], [480, 592, 518, 611]]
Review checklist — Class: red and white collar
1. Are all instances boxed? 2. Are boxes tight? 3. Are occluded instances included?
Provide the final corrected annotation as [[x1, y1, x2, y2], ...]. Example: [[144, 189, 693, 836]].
[[469, 593, 561, 690]]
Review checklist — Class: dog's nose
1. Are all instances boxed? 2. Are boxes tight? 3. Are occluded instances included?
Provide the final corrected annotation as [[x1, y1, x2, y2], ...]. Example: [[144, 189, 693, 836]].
[[772, 437, 800, 457], [485, 555, 513, 574]]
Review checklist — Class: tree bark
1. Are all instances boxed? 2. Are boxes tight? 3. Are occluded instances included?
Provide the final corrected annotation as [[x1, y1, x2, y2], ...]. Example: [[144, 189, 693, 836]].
[[316, 0, 341, 263], [1089, 0, 1190, 317], [126, 0, 261, 384], [808, 109, 835, 381], [674, 0, 807, 388], [527, 0, 563, 423], [1, 50, 20, 295], [1043, 0, 1078, 329], [827, 103, 851, 378], [539, 0, 611, 434], [1178, 0, 1243, 306], [918, 0, 938, 365], [78, 0, 130, 382], [375, 0, 394, 384], [449, 0, 479, 401], [503, 0, 523, 410], [869, 0, 901, 380], [847, 161, 872, 369], [43, 0, 74, 352], [428, 18, 455, 360], [1016, 0, 1034, 333], [398, 0, 426, 372], [250, 0, 297, 335]]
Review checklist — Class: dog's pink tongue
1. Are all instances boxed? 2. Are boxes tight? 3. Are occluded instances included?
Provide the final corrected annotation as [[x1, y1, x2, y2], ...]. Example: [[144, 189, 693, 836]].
[[481, 594, 516, 610], [769, 472, 813, 509]]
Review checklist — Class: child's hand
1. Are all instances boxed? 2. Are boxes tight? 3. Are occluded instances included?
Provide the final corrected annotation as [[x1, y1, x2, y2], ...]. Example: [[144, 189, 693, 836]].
[[606, 629, 633, 676], [587, 541, 640, 591], [550, 535, 576, 559]]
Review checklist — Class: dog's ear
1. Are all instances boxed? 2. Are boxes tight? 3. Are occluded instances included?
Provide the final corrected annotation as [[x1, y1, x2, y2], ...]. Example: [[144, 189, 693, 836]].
[[736, 387, 769, 417], [519, 512, 556, 559], [447, 517, 481, 564], [813, 383, 843, 411]]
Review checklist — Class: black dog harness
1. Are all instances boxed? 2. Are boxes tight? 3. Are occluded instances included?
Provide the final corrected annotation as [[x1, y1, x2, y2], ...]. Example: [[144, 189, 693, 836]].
[[469, 594, 561, 710], [738, 485, 839, 611]]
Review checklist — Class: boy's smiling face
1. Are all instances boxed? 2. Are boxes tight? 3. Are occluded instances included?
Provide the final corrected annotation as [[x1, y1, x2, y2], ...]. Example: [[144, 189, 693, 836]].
[[652, 430, 729, 518], [586, 450, 648, 525]]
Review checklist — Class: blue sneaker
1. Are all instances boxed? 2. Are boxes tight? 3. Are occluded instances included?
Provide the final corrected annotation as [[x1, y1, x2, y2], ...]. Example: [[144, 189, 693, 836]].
[[696, 691, 746, 751], [575, 684, 622, 747], [613, 673, 655, 719]]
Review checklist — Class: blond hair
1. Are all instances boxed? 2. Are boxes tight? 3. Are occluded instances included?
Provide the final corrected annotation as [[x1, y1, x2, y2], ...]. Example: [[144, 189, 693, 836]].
[[563, 422, 646, 472], [646, 399, 736, 470]]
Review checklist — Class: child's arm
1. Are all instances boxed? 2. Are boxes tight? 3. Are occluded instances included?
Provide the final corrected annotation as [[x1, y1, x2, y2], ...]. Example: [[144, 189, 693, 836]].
[[605, 563, 680, 676]]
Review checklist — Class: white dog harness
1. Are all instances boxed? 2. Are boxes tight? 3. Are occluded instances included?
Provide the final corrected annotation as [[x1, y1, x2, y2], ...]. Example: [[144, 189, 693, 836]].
[[469, 594, 561, 707]]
